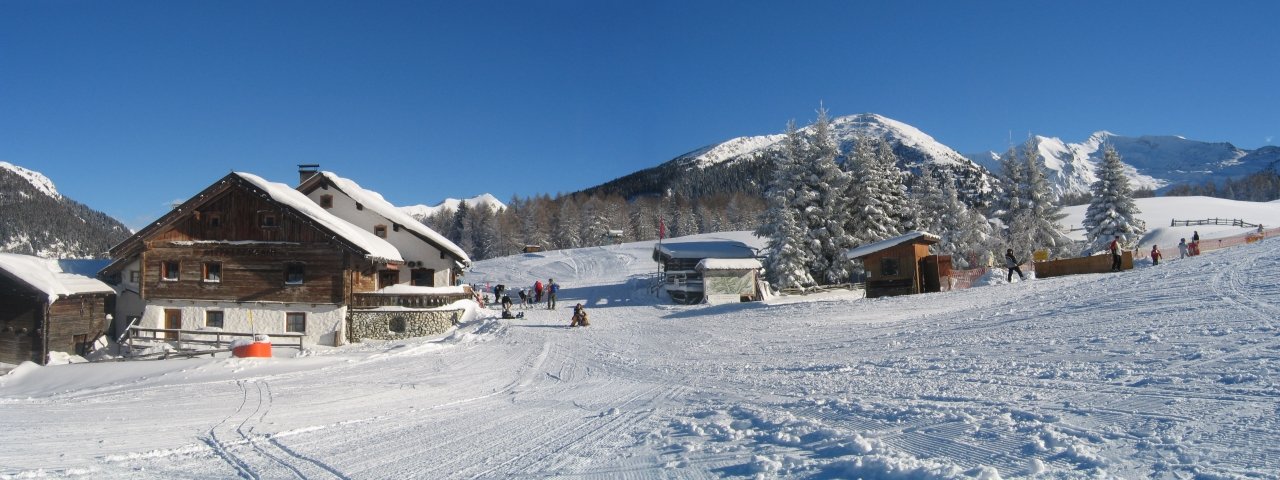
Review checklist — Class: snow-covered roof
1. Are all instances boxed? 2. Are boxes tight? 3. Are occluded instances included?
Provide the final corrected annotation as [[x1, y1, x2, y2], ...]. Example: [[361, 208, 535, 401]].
[[0, 253, 113, 302], [318, 172, 470, 265], [844, 231, 940, 260], [696, 258, 763, 271], [653, 240, 757, 262], [234, 172, 403, 263]]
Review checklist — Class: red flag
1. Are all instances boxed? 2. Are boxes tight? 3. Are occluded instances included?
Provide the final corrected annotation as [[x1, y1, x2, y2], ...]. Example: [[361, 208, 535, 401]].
[[658, 218, 666, 239]]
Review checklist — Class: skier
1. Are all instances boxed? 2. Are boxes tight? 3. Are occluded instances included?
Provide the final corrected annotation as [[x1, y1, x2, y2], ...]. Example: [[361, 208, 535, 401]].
[[569, 303, 590, 327], [1109, 236, 1122, 272], [1150, 245, 1162, 266], [518, 287, 529, 308], [1004, 249, 1025, 282], [534, 280, 544, 303], [547, 278, 559, 310], [1190, 231, 1201, 256], [1178, 238, 1189, 259]]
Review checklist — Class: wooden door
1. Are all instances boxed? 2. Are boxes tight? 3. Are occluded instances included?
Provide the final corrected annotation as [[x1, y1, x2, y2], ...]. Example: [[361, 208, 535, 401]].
[[164, 309, 182, 340]]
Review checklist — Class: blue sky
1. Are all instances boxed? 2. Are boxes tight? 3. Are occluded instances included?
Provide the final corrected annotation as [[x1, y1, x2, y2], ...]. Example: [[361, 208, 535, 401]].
[[2, 1, 1277, 230]]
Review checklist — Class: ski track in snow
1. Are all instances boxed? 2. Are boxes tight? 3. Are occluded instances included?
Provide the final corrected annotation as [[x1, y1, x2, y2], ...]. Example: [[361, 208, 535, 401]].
[[4, 234, 1280, 478]]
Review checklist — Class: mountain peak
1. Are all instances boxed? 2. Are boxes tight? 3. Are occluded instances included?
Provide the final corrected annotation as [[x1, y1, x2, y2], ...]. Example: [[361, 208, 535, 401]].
[[0, 161, 61, 199], [400, 194, 508, 220]]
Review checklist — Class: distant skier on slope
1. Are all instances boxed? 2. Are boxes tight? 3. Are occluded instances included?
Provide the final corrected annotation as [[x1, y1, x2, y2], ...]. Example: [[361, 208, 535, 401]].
[[1005, 249, 1026, 282]]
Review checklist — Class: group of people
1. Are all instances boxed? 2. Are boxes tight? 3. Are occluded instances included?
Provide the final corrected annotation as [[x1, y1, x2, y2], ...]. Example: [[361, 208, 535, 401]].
[[1003, 229, 1221, 281], [488, 278, 561, 319], [485, 279, 588, 327]]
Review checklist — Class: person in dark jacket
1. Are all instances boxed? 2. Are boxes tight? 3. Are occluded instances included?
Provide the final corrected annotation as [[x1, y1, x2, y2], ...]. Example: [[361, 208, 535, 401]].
[[1004, 249, 1025, 282], [1109, 236, 1122, 272]]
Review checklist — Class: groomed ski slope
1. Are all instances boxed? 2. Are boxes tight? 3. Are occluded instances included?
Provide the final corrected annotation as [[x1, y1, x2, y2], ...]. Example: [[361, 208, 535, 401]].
[[4, 233, 1280, 478]]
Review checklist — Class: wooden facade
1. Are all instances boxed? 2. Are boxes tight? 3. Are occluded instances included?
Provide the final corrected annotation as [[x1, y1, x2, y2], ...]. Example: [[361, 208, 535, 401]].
[[103, 173, 399, 347], [847, 232, 947, 299], [0, 281, 110, 366]]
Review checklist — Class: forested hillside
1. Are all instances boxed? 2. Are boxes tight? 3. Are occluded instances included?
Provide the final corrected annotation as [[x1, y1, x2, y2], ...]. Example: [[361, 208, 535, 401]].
[[0, 164, 132, 259]]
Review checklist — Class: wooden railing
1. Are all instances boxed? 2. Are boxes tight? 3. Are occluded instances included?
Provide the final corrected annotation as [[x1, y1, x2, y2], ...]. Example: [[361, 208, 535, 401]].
[[350, 290, 474, 309], [126, 326, 305, 357]]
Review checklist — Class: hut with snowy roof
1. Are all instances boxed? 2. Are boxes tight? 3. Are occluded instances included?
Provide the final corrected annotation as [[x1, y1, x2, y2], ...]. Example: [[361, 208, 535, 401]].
[[653, 240, 758, 304], [695, 258, 764, 304], [0, 253, 114, 365], [845, 231, 951, 299]]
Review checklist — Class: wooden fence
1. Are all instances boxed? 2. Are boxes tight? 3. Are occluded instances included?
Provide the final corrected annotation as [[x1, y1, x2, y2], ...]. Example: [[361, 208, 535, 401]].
[[126, 326, 304, 358], [1170, 218, 1262, 228]]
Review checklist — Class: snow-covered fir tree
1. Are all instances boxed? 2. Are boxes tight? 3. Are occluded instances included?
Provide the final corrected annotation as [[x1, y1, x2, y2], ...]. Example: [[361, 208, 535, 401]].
[[994, 146, 1026, 232], [802, 107, 857, 284], [875, 139, 918, 233], [844, 135, 906, 247], [1000, 139, 1074, 259], [1083, 144, 1146, 253], [913, 166, 996, 269], [755, 120, 815, 290]]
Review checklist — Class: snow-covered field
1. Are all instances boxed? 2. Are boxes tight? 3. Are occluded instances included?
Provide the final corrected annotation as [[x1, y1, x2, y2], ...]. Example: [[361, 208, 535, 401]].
[[4, 199, 1280, 478]]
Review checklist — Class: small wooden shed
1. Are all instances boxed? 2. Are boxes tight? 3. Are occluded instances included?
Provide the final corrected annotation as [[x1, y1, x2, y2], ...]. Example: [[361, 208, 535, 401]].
[[695, 258, 764, 304], [845, 231, 950, 298], [0, 254, 114, 365]]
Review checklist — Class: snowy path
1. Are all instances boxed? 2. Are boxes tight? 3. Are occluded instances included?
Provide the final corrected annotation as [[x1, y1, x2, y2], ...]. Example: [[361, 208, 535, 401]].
[[4, 234, 1280, 478]]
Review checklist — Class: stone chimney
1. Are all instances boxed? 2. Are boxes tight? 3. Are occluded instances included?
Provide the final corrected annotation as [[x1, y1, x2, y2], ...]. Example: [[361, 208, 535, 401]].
[[298, 164, 320, 185]]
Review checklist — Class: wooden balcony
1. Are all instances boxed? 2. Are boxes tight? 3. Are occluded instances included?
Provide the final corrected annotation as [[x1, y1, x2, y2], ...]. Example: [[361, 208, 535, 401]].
[[350, 285, 474, 309]]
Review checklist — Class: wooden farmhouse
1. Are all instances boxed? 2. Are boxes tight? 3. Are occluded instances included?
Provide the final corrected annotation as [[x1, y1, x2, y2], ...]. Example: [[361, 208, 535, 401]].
[[100, 171, 472, 349], [0, 253, 114, 365], [845, 231, 951, 299]]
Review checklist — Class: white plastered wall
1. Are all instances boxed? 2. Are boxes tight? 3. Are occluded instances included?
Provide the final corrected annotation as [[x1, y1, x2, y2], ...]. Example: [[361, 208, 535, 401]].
[[141, 301, 348, 346]]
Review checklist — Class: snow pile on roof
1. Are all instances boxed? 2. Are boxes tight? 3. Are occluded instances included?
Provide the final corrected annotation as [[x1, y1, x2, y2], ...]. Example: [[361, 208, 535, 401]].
[[654, 240, 757, 261], [321, 172, 470, 265], [845, 231, 940, 259], [0, 253, 113, 302], [234, 172, 403, 262], [696, 258, 763, 271], [0, 161, 61, 199]]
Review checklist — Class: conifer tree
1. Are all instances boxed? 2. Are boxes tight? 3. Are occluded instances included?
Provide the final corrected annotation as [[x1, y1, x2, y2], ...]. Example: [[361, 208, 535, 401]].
[[756, 120, 815, 289], [844, 135, 904, 246], [1083, 144, 1146, 253], [803, 107, 857, 284]]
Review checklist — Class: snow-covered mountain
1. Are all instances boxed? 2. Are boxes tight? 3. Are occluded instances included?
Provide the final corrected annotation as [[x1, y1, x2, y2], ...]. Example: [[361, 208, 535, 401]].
[[585, 113, 997, 206], [968, 132, 1279, 198], [401, 193, 507, 220], [0, 162, 131, 259], [0, 162, 61, 200]]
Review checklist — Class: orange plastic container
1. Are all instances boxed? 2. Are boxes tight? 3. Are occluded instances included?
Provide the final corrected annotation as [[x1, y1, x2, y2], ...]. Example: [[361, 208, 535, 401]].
[[232, 342, 272, 358]]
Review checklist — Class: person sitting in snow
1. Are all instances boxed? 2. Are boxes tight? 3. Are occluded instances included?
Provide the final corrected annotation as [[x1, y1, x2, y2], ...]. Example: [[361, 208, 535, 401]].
[[1004, 249, 1025, 282], [569, 303, 590, 327]]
